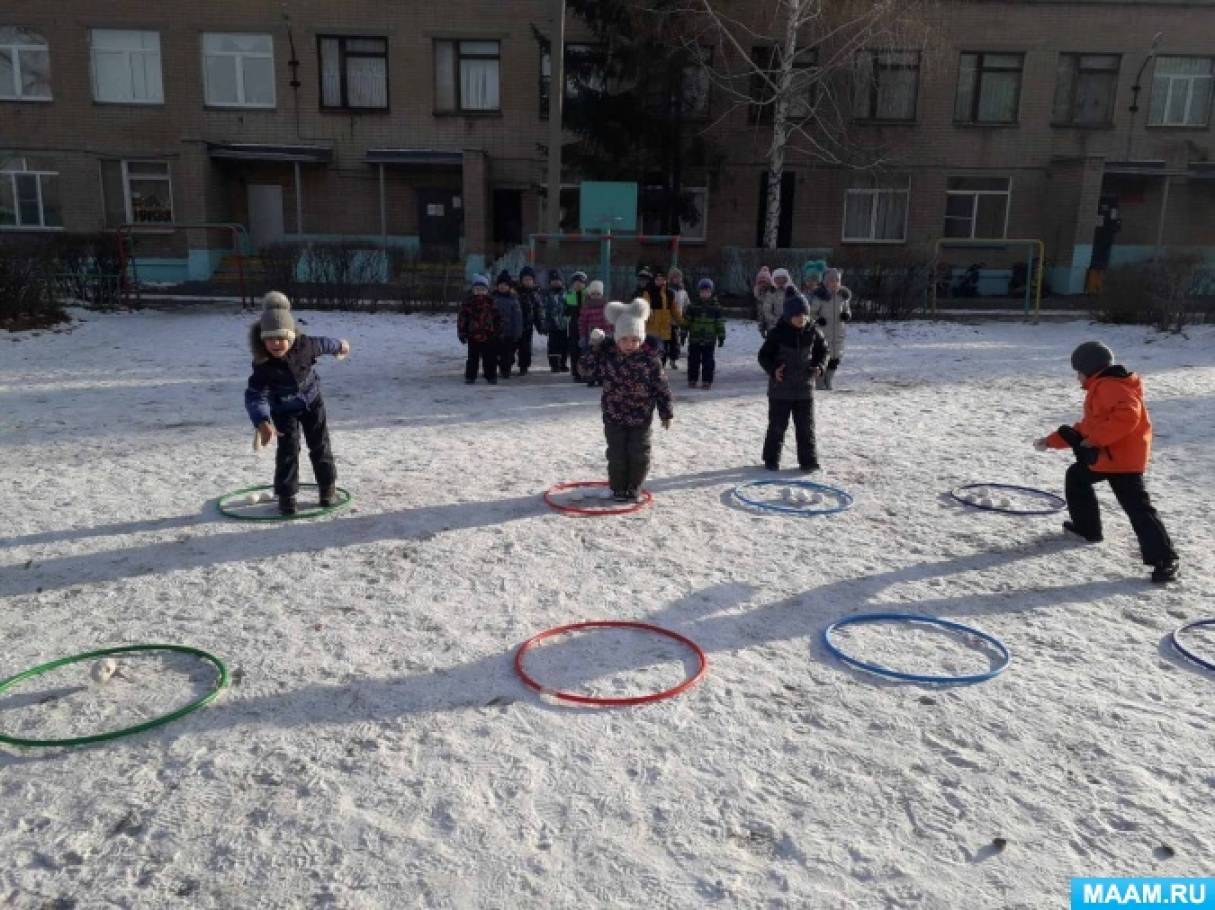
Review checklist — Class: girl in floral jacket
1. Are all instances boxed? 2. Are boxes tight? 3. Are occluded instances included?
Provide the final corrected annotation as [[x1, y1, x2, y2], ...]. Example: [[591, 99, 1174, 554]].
[[580, 298, 674, 502]]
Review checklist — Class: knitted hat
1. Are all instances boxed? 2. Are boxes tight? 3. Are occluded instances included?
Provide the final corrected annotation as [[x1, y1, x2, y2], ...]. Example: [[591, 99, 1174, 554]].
[[697, 277, 714, 292], [668, 267, 683, 284], [495, 269, 512, 287], [570, 270, 588, 285], [636, 266, 653, 281], [772, 267, 792, 285], [755, 266, 772, 287], [471, 273, 490, 289], [587, 280, 605, 297], [782, 287, 811, 320], [802, 259, 827, 280], [259, 291, 296, 341], [824, 267, 843, 283], [1071, 341, 1115, 377], [605, 298, 650, 340], [546, 268, 563, 284], [520, 265, 536, 280]]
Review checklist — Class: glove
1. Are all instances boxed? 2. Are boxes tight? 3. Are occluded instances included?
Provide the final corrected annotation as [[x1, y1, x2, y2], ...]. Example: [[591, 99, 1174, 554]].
[[590, 328, 606, 346], [458, 336, 467, 345], [717, 337, 725, 348], [661, 418, 672, 430], [336, 339, 351, 359], [840, 311, 851, 322], [827, 358, 839, 370], [816, 317, 827, 326], [1056, 425, 1084, 447]]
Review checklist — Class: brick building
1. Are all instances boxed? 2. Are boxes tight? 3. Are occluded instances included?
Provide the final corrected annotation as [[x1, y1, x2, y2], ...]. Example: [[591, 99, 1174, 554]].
[[1, 0, 1213, 293]]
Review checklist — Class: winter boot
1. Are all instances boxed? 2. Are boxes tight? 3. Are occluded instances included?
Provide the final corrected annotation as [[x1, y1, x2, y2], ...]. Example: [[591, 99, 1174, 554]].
[[701, 382, 712, 390], [1063, 521, 1103, 543], [319, 484, 338, 507], [1151, 559, 1180, 584], [279, 495, 297, 516]]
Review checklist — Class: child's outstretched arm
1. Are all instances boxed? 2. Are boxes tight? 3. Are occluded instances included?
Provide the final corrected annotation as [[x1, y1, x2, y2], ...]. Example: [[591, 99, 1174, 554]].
[[306, 336, 349, 359], [1045, 386, 1142, 450]]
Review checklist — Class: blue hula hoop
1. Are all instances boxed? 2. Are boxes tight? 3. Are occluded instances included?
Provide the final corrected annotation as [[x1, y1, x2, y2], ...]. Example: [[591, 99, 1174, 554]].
[[1170, 619, 1215, 673], [950, 482, 1066, 516], [822, 612, 1011, 685], [733, 479, 854, 516]]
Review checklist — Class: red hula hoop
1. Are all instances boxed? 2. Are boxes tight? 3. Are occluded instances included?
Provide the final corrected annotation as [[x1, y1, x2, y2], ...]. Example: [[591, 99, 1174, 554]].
[[543, 481, 654, 517], [514, 620, 708, 707]]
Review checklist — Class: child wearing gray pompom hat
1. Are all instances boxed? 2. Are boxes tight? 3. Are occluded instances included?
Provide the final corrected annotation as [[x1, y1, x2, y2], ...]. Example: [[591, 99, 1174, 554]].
[[1033, 340, 1178, 583], [245, 292, 351, 515]]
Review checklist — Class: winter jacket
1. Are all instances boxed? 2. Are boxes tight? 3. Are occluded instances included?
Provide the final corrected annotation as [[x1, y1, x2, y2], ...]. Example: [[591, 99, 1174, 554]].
[[493, 290, 523, 342], [517, 286, 544, 334], [809, 285, 853, 357], [245, 331, 342, 425], [755, 285, 783, 335], [1045, 366, 1153, 473], [457, 293, 501, 345], [757, 318, 830, 401], [578, 298, 613, 346], [580, 342, 675, 427], [681, 298, 726, 346], [641, 284, 678, 341], [542, 289, 568, 335]]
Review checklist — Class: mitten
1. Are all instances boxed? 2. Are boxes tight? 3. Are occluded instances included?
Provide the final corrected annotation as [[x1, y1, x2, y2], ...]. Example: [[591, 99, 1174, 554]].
[[816, 317, 827, 326], [1056, 425, 1084, 447], [590, 328, 606, 346], [458, 336, 467, 345], [827, 358, 840, 370], [661, 417, 672, 430], [717, 337, 725, 348], [840, 311, 851, 322]]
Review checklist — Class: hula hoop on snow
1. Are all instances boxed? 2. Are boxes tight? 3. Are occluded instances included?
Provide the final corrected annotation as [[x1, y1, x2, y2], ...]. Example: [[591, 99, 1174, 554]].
[[822, 612, 1010, 685], [733, 479, 854, 516], [543, 481, 653, 517], [217, 483, 352, 521], [1170, 619, 1215, 673], [0, 644, 228, 748], [514, 620, 707, 707], [950, 483, 1065, 516]]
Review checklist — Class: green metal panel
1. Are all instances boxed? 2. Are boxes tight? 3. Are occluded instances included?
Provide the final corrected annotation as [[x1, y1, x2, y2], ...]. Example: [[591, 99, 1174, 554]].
[[580, 181, 638, 233]]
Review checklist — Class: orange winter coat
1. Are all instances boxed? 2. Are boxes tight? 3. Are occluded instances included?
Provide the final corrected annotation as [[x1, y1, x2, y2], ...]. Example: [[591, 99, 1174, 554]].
[[1046, 367, 1152, 473]]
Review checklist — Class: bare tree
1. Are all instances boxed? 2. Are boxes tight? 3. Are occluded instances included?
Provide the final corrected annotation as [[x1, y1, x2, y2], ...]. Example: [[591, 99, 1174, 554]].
[[661, 0, 941, 249]]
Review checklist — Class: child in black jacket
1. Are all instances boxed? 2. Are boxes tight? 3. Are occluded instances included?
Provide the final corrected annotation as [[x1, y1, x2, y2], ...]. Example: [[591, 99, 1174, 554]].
[[244, 292, 350, 515], [757, 290, 829, 472]]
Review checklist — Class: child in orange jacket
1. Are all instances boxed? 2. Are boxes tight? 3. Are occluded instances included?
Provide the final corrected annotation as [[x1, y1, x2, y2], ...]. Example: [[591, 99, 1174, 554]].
[[1034, 341, 1178, 583]]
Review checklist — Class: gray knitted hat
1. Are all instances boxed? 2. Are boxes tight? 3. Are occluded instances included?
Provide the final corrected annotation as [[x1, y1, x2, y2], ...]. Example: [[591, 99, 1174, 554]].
[[1071, 341, 1114, 377], [259, 291, 296, 341]]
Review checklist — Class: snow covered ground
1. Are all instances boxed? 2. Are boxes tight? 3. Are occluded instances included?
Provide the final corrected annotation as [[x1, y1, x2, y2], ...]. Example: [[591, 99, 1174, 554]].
[[2, 308, 1214, 909]]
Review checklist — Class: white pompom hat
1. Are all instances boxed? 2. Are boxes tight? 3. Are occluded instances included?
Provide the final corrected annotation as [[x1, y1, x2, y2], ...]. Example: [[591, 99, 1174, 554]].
[[604, 298, 650, 340]]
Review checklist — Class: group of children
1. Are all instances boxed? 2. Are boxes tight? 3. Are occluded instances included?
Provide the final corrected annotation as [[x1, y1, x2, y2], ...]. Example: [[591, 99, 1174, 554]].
[[754, 260, 853, 391], [243, 282, 1180, 584]]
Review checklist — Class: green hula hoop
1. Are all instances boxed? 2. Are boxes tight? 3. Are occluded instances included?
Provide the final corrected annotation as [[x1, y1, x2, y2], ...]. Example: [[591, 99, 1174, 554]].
[[0, 644, 228, 748], [217, 483, 352, 521]]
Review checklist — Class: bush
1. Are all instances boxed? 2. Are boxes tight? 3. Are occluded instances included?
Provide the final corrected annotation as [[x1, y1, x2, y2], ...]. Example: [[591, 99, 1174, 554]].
[[296, 242, 383, 309], [51, 233, 123, 310], [831, 249, 931, 321], [1091, 254, 1205, 332], [0, 237, 65, 330]]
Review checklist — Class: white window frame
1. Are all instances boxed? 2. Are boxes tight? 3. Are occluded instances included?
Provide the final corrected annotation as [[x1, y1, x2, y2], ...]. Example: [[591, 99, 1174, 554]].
[[122, 160, 174, 224], [1149, 56, 1213, 127], [0, 28, 52, 101], [841, 178, 910, 244], [202, 33, 275, 109], [0, 157, 62, 230], [90, 29, 163, 104], [944, 177, 1012, 240]]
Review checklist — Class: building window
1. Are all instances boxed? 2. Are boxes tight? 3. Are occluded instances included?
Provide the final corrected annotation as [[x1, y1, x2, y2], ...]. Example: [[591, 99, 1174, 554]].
[[641, 186, 708, 241], [677, 47, 712, 120], [91, 29, 163, 104], [319, 36, 387, 110], [0, 156, 61, 228], [853, 51, 919, 121], [843, 176, 909, 242], [1149, 56, 1213, 127], [944, 177, 1010, 239], [750, 45, 816, 123], [540, 43, 603, 119], [101, 160, 173, 225], [954, 52, 1023, 124], [203, 33, 275, 108], [435, 40, 500, 113], [0, 27, 51, 101], [1053, 54, 1119, 126]]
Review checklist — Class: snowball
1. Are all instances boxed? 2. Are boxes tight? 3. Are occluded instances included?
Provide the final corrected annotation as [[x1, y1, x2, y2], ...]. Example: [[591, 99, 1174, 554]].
[[979, 497, 994, 508], [783, 487, 798, 502], [809, 493, 825, 505], [996, 497, 1012, 509], [91, 658, 119, 684]]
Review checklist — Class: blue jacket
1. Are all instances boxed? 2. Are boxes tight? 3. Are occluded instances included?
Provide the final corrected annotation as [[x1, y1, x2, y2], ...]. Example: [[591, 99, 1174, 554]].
[[245, 330, 342, 425], [493, 291, 523, 342]]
